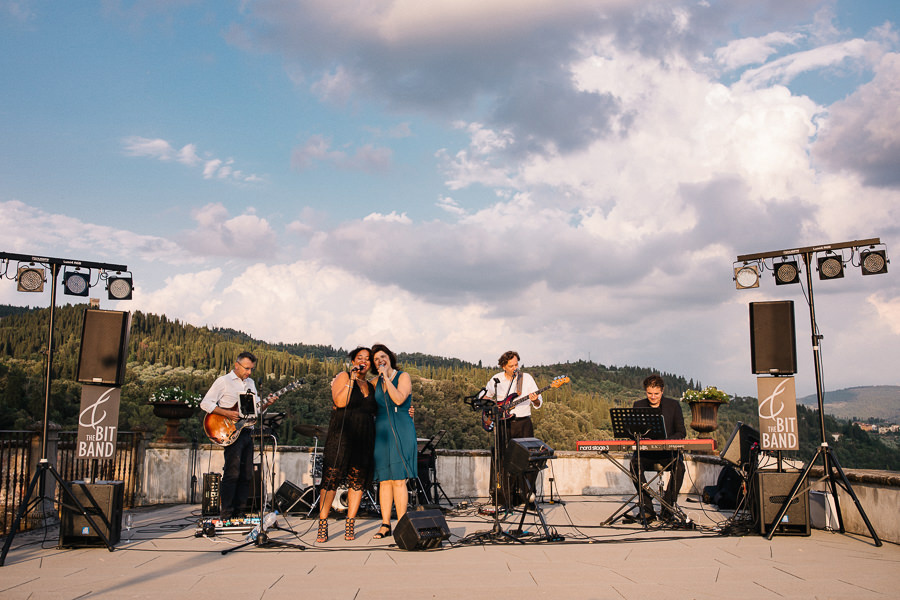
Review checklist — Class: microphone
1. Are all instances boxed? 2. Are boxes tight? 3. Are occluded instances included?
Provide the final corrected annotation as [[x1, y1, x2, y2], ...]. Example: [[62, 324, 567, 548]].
[[351, 365, 365, 372]]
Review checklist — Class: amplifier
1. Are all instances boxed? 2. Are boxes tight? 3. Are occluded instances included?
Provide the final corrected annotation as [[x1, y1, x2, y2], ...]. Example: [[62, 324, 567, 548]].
[[752, 471, 810, 536], [59, 481, 124, 547], [202, 473, 221, 516], [503, 437, 554, 475]]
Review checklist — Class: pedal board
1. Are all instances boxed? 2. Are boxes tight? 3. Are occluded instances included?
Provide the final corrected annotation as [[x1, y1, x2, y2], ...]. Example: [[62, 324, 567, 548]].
[[196, 515, 260, 536]]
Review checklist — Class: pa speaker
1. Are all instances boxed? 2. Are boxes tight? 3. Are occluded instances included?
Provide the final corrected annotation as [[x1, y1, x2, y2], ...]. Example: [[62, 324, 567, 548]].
[[77, 309, 131, 386], [59, 481, 124, 547], [749, 301, 797, 375], [394, 509, 451, 550], [720, 421, 760, 468], [752, 471, 810, 536], [274, 480, 306, 514]]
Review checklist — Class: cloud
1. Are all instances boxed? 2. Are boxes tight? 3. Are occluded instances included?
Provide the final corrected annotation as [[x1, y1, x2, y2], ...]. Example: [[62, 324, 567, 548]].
[[0, 199, 187, 265], [813, 52, 900, 187], [178, 203, 278, 259], [122, 136, 263, 182], [737, 38, 879, 88], [715, 31, 802, 70], [291, 135, 393, 172]]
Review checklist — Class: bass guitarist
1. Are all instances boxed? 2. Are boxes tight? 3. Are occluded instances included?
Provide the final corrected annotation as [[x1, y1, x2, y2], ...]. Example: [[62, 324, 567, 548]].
[[200, 351, 259, 521], [482, 350, 542, 509]]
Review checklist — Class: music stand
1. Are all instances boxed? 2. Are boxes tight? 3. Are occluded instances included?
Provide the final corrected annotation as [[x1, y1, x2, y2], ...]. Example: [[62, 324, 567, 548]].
[[416, 430, 452, 508], [602, 407, 680, 528]]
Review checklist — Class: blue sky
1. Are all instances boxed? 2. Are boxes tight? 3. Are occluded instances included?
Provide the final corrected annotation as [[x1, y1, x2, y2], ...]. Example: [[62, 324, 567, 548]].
[[2, 0, 898, 398]]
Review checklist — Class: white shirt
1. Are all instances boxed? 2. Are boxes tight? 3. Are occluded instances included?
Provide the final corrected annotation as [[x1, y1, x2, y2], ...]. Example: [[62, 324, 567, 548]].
[[200, 370, 258, 415], [483, 371, 543, 418]]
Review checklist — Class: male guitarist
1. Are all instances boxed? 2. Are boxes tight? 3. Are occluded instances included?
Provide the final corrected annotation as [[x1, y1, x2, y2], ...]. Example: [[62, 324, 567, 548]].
[[482, 350, 541, 509], [200, 351, 259, 520]]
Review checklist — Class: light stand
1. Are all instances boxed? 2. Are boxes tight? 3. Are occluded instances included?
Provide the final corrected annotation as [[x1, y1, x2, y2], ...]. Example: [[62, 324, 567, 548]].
[[1, 252, 130, 567], [735, 239, 884, 546]]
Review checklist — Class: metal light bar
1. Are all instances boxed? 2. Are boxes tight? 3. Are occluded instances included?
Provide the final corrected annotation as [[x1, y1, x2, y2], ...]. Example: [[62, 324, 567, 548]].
[[736, 238, 880, 263]]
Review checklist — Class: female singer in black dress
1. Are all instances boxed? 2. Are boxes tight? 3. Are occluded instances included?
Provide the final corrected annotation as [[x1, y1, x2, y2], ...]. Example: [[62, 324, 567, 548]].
[[316, 347, 376, 542]]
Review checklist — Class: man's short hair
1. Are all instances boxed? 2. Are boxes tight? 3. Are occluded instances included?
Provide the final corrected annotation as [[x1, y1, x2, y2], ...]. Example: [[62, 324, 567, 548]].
[[498, 350, 520, 368], [237, 351, 257, 364], [643, 374, 665, 390]]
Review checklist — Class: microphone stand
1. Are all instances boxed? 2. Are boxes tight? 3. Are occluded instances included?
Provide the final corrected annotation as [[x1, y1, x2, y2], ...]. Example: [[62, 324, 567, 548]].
[[223, 391, 305, 555]]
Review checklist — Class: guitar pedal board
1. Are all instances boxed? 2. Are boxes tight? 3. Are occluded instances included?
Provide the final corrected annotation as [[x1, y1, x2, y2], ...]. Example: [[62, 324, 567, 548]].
[[196, 515, 261, 537]]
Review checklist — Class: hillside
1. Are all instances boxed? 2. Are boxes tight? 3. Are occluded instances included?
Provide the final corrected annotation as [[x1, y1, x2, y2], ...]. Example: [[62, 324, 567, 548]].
[[798, 386, 900, 423], [2, 304, 900, 469]]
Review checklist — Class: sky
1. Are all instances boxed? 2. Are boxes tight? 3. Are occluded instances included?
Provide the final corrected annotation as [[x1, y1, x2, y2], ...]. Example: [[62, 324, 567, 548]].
[[1, 0, 898, 398]]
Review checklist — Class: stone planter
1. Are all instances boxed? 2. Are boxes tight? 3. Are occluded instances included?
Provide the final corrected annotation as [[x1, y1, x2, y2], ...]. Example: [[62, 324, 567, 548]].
[[150, 402, 195, 443], [688, 400, 724, 437]]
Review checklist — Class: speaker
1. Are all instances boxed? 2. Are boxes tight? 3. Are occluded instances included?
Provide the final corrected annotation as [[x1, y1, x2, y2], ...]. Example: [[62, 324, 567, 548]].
[[720, 421, 760, 468], [394, 509, 451, 550], [202, 473, 221, 517], [752, 471, 810, 536], [274, 480, 306, 514], [77, 309, 131, 386], [749, 301, 797, 375], [59, 481, 124, 547]]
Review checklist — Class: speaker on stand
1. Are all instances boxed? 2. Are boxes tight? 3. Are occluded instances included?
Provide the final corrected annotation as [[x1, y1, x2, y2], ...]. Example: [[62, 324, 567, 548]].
[[76, 309, 131, 386], [749, 301, 797, 375]]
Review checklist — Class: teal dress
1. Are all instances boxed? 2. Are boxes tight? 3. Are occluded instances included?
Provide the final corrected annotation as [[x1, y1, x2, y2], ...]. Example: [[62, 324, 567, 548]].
[[373, 372, 417, 482]]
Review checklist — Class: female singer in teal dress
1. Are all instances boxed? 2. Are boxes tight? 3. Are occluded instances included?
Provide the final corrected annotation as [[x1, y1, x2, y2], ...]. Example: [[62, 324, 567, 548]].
[[370, 343, 417, 539]]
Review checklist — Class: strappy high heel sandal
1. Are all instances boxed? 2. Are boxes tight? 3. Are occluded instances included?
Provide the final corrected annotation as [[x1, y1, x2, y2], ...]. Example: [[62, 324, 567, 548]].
[[344, 517, 356, 541], [316, 518, 328, 542], [372, 523, 391, 539]]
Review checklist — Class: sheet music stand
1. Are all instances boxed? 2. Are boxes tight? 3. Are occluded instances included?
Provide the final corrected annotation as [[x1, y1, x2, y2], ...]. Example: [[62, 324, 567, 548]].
[[601, 408, 682, 528], [416, 430, 453, 508]]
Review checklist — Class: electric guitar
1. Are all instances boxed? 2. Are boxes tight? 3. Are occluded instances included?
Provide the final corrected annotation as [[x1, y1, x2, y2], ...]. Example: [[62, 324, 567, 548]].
[[203, 380, 302, 446], [481, 375, 570, 432]]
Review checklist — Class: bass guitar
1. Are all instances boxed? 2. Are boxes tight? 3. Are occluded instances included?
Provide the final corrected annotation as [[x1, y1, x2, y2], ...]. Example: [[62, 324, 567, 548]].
[[203, 380, 302, 446], [481, 375, 569, 432]]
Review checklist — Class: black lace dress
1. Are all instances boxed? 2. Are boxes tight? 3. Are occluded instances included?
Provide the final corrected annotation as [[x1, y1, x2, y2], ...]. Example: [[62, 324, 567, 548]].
[[320, 379, 376, 491]]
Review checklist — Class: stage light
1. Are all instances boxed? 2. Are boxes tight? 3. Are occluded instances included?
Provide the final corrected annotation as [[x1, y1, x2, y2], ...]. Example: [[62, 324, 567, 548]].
[[63, 268, 90, 297], [817, 254, 844, 281], [16, 265, 45, 292], [734, 263, 760, 289], [860, 249, 888, 276], [106, 273, 133, 300], [774, 259, 800, 285]]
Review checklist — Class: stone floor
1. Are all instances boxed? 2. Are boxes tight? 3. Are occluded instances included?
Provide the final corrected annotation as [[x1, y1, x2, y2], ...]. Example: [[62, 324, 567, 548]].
[[1, 495, 897, 600]]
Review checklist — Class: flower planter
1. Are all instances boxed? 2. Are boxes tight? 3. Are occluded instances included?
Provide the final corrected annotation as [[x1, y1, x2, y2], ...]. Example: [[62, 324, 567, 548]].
[[150, 402, 195, 443], [688, 399, 723, 437]]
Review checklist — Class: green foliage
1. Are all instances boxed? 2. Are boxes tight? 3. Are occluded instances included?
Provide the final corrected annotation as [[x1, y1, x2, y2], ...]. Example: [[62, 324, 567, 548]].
[[2, 303, 899, 469]]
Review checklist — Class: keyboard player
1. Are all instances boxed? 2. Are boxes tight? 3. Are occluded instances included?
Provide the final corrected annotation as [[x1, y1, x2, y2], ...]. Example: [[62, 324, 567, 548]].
[[628, 375, 686, 522]]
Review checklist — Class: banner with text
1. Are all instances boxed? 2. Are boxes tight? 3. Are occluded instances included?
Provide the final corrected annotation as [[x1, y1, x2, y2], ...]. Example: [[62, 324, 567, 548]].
[[757, 376, 799, 451], [77, 386, 121, 459]]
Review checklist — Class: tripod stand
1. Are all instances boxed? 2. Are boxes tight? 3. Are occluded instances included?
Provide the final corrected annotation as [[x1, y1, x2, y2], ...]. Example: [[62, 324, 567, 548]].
[[764, 251, 881, 546], [1, 261, 116, 567], [223, 404, 305, 555]]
